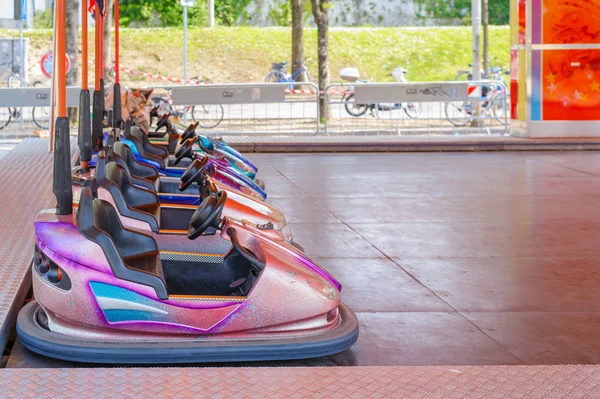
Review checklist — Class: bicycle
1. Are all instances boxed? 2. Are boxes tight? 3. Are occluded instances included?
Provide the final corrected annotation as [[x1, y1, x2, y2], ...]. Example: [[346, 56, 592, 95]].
[[0, 63, 48, 130], [444, 82, 508, 127], [31, 81, 50, 129], [455, 58, 510, 84], [341, 67, 422, 118], [150, 95, 224, 129], [264, 59, 312, 85]]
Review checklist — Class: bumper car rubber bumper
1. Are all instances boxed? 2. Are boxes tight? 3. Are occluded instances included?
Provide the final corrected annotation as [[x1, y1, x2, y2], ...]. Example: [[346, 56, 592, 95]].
[[17, 300, 358, 364]]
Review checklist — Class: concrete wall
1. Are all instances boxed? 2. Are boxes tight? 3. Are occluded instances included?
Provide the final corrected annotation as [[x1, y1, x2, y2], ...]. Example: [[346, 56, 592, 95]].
[[241, 0, 457, 27]]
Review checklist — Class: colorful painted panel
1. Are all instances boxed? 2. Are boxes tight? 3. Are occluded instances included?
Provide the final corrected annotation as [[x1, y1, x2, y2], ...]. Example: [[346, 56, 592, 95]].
[[519, 0, 527, 44], [511, 50, 519, 119], [518, 49, 528, 121], [511, 0, 520, 46], [542, 49, 600, 120], [543, 0, 600, 44]]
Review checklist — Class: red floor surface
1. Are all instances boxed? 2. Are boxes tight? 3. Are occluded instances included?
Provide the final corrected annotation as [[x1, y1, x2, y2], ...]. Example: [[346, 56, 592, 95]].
[[1, 365, 599, 398], [3, 147, 600, 396]]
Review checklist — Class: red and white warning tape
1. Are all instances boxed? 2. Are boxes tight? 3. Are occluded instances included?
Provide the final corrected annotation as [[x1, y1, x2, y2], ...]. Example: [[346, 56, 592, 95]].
[[81, 61, 346, 95], [118, 67, 204, 85]]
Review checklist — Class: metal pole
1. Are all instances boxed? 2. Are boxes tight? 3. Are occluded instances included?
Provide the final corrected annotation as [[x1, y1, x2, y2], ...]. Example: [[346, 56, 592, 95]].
[[183, 4, 188, 123], [19, 11, 24, 129], [472, 0, 481, 81], [49, 0, 57, 152], [207, 0, 214, 28], [471, 0, 482, 128]]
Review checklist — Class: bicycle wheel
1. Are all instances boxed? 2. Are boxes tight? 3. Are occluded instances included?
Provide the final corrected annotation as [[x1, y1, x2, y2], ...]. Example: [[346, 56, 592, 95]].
[[264, 71, 283, 83], [0, 108, 12, 130], [8, 74, 26, 88], [343, 94, 369, 117], [150, 96, 174, 119], [454, 71, 472, 81], [192, 105, 224, 129], [404, 102, 422, 118], [32, 81, 50, 129], [490, 93, 508, 125], [445, 101, 473, 126]]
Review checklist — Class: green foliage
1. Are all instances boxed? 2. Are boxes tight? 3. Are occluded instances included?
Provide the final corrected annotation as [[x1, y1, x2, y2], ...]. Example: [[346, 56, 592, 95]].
[[33, 8, 54, 29], [119, 0, 207, 27], [215, 0, 252, 26], [414, 0, 509, 25], [268, 0, 291, 26], [6, 26, 510, 83]]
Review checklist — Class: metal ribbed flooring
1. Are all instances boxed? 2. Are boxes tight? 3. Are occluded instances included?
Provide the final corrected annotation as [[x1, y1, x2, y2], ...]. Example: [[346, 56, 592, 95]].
[[1, 365, 599, 398], [1, 142, 600, 397], [0, 138, 77, 355]]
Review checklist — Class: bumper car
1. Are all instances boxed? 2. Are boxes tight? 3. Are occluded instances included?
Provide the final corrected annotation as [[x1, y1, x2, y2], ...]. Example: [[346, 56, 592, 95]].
[[73, 147, 296, 245], [122, 125, 267, 201], [17, 185, 358, 363], [149, 115, 260, 184]]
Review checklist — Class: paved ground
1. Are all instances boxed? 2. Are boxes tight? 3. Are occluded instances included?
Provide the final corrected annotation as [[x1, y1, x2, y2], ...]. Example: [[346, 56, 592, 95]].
[[249, 150, 600, 366], [7, 149, 600, 369]]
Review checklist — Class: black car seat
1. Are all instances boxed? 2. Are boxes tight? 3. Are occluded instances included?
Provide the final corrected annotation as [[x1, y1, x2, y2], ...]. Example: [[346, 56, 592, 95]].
[[96, 159, 161, 232], [77, 187, 168, 299], [122, 126, 167, 169], [113, 142, 160, 190], [131, 126, 170, 159]]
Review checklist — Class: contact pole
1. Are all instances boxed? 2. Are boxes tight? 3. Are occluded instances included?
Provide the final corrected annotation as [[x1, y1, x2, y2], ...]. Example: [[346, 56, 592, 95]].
[[78, 0, 91, 170], [113, 0, 122, 128], [183, 4, 188, 123], [92, 5, 103, 148], [53, 0, 73, 215]]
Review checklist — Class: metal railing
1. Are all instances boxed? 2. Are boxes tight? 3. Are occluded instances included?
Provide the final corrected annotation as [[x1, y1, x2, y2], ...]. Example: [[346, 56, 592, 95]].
[[323, 80, 510, 136], [0, 86, 83, 140], [158, 82, 320, 136], [0, 81, 511, 140]]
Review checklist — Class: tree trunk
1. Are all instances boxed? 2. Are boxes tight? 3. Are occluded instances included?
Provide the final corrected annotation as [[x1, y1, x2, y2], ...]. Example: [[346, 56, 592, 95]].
[[66, 0, 79, 125], [311, 0, 330, 121], [482, 0, 489, 72], [291, 0, 305, 88], [103, 0, 114, 81]]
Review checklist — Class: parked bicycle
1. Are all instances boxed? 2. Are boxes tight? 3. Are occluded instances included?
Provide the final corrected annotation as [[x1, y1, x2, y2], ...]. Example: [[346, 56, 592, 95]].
[[264, 59, 312, 85], [444, 81, 508, 127], [455, 58, 509, 83], [150, 94, 224, 129], [0, 62, 48, 130], [341, 67, 422, 118]]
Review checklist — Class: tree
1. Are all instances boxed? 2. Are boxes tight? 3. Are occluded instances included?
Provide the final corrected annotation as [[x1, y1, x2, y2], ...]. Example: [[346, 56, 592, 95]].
[[310, 0, 330, 119], [482, 0, 489, 71], [66, 0, 78, 124], [119, 0, 206, 27], [291, 0, 305, 86], [414, 0, 509, 25]]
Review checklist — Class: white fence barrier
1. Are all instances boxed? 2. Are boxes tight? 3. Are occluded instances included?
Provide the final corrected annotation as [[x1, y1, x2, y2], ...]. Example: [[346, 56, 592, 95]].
[[157, 82, 320, 136], [0, 81, 511, 139], [323, 80, 510, 136]]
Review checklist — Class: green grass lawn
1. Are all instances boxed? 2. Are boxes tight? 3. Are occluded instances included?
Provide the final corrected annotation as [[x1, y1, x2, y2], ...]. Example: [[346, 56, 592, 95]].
[[2, 26, 509, 85]]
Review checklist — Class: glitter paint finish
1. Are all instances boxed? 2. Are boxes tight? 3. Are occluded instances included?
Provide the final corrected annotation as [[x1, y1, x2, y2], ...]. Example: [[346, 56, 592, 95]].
[[32, 211, 340, 338]]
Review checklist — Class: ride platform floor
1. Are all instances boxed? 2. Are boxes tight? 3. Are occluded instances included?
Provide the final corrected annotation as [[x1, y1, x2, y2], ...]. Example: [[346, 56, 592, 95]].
[[3, 145, 600, 397]]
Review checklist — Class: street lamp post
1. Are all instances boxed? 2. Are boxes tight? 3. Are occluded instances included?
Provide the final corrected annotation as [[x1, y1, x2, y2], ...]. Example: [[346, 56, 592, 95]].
[[181, 0, 193, 123]]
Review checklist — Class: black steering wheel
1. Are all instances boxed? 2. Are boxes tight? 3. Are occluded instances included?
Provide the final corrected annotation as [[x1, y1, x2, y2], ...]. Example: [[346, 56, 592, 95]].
[[179, 157, 209, 191], [226, 227, 265, 272], [187, 191, 227, 240], [155, 114, 170, 132], [173, 137, 196, 165], [180, 122, 200, 144]]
